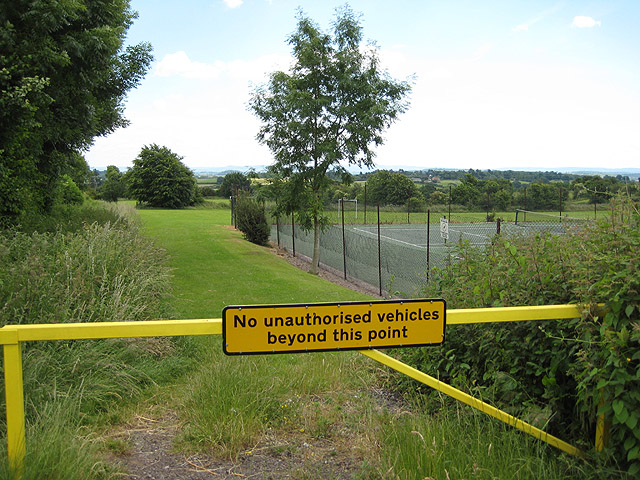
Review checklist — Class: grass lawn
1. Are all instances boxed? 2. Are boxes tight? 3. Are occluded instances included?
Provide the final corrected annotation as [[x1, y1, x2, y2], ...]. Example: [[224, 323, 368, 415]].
[[137, 207, 372, 320]]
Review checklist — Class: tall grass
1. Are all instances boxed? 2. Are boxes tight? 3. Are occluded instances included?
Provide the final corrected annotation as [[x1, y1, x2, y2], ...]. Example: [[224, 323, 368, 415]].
[[0, 202, 194, 478], [378, 399, 600, 480]]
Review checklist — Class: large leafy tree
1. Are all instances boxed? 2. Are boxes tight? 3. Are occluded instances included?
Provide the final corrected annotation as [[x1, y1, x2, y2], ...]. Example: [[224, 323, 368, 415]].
[[218, 172, 251, 198], [250, 7, 411, 273], [0, 0, 152, 220], [101, 165, 126, 202], [366, 170, 420, 206], [127, 144, 202, 209]]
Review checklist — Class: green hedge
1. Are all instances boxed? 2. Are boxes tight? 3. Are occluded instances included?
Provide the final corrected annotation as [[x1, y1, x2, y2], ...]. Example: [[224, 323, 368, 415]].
[[399, 197, 639, 475]]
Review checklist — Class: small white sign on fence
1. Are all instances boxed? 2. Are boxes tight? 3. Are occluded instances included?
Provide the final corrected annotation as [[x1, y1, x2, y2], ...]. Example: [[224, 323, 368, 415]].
[[440, 217, 449, 240]]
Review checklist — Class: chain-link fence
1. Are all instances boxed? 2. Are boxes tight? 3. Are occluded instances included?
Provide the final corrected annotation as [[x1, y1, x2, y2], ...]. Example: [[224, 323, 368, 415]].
[[270, 207, 514, 297], [262, 197, 596, 298]]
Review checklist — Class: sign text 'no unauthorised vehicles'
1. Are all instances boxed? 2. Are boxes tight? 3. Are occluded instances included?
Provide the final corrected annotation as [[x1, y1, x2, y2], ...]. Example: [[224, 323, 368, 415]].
[[223, 298, 446, 355]]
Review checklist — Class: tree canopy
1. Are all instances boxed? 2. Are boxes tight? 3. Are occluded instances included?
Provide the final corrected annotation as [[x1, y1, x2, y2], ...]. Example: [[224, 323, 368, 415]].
[[101, 166, 127, 202], [366, 170, 420, 206], [219, 172, 252, 198], [249, 6, 411, 272], [0, 0, 152, 220], [128, 145, 202, 208]]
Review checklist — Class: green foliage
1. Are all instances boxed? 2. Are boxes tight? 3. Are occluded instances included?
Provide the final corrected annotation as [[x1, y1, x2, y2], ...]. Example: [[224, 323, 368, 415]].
[[571, 200, 640, 476], [401, 197, 640, 474], [0, 215, 170, 329], [56, 174, 84, 206], [249, 6, 411, 272], [218, 172, 251, 198], [515, 182, 567, 210], [571, 175, 621, 204], [100, 165, 127, 202], [235, 194, 270, 246], [0, 202, 187, 477], [0, 0, 152, 219], [380, 401, 598, 480], [199, 185, 217, 197], [128, 144, 202, 208], [366, 170, 421, 205]]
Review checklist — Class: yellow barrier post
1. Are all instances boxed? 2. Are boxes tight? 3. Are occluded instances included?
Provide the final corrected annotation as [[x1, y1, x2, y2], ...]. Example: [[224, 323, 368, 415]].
[[360, 349, 583, 457], [2, 328, 26, 477], [595, 391, 611, 452]]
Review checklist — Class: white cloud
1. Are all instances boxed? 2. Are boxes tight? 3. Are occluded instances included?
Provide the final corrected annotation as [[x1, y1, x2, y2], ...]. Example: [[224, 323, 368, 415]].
[[573, 16, 602, 28], [223, 0, 243, 8], [155, 51, 226, 79], [513, 24, 529, 32]]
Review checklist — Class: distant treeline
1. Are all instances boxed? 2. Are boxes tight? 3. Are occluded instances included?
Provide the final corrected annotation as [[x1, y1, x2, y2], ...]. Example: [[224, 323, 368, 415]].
[[352, 168, 636, 185]]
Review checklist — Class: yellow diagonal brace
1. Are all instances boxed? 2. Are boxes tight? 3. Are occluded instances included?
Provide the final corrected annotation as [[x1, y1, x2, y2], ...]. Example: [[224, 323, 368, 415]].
[[359, 349, 583, 457]]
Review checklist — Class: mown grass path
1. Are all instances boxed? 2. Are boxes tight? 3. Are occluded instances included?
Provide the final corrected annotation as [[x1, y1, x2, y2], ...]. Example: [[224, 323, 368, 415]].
[[138, 208, 371, 319], [114, 207, 383, 479]]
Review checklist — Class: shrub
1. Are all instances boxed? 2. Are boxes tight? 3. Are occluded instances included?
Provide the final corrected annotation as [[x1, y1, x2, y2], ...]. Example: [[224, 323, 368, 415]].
[[235, 194, 269, 246], [200, 186, 217, 197], [398, 197, 640, 474], [57, 175, 84, 205]]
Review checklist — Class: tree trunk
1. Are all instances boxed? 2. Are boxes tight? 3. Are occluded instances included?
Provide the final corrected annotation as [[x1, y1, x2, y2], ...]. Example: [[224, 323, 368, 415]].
[[309, 215, 321, 274]]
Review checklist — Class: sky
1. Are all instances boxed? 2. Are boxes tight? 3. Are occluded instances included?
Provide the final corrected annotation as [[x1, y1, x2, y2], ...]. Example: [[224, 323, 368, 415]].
[[85, 0, 640, 173]]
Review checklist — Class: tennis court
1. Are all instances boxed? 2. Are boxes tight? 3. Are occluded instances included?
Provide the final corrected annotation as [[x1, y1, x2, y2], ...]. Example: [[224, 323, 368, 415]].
[[350, 222, 500, 249], [272, 211, 591, 297]]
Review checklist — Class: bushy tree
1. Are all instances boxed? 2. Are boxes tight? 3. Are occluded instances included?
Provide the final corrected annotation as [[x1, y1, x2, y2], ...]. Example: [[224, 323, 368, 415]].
[[128, 145, 202, 208], [367, 170, 421, 205], [219, 172, 251, 198], [101, 166, 127, 202], [0, 1, 152, 220], [56, 175, 84, 206], [235, 193, 270, 246], [250, 7, 411, 273]]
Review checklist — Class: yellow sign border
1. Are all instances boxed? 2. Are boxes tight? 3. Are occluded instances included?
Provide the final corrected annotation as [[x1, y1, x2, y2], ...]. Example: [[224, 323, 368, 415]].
[[222, 298, 446, 355]]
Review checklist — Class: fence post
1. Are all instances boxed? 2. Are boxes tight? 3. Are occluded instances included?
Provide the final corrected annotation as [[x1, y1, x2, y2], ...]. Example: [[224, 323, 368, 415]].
[[407, 197, 410, 224], [276, 215, 280, 248], [3, 335, 26, 478], [341, 198, 347, 280], [364, 184, 367, 225], [496, 217, 501, 235], [377, 204, 382, 297], [426, 209, 430, 283], [559, 186, 563, 220], [448, 185, 452, 221], [291, 213, 296, 257]]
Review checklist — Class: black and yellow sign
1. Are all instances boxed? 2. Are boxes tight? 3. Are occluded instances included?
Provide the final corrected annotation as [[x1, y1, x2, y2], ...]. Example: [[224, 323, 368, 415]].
[[223, 299, 446, 355]]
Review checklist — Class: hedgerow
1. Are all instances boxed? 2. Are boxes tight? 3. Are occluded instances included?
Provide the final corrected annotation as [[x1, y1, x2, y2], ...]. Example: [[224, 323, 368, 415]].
[[398, 197, 639, 476]]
